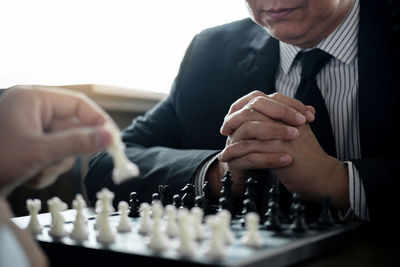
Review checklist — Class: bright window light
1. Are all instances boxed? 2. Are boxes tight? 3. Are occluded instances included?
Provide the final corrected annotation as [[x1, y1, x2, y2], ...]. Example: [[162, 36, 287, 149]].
[[0, 0, 249, 94]]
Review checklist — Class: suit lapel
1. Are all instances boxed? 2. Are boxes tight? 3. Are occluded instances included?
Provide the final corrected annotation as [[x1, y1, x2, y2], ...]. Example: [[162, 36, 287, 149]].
[[236, 30, 280, 98]]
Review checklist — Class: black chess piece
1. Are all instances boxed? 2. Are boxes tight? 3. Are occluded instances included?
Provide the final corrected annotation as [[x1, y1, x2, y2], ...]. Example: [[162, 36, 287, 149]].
[[317, 196, 335, 229], [218, 197, 229, 213], [268, 184, 279, 205], [290, 197, 308, 233], [264, 201, 282, 231], [152, 192, 160, 204], [220, 171, 233, 212], [202, 181, 213, 215], [158, 185, 170, 206], [128, 192, 140, 218], [172, 194, 181, 209], [289, 191, 301, 222], [181, 183, 195, 209], [264, 184, 284, 222], [194, 196, 203, 209], [244, 177, 257, 203], [240, 198, 257, 226]]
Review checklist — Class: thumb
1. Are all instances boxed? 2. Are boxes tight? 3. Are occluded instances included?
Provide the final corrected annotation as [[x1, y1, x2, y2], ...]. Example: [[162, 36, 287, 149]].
[[40, 126, 112, 160]]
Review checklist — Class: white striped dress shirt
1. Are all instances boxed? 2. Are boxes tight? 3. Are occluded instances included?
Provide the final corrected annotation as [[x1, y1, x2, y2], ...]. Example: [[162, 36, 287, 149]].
[[195, 0, 369, 221], [276, 0, 369, 221]]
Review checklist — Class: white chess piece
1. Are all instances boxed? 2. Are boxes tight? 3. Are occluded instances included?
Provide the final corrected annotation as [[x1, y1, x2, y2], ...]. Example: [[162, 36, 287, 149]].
[[205, 216, 227, 259], [94, 199, 102, 230], [241, 212, 263, 249], [176, 209, 197, 257], [138, 203, 152, 235], [47, 197, 68, 238], [147, 202, 169, 251], [117, 201, 132, 233], [165, 205, 179, 238], [104, 122, 139, 184], [70, 194, 89, 242], [26, 199, 42, 235], [218, 209, 235, 245], [96, 188, 115, 244], [191, 207, 205, 240]]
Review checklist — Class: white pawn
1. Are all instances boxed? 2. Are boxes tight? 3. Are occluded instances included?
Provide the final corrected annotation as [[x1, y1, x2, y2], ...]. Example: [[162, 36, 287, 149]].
[[241, 212, 263, 249], [70, 194, 89, 242], [117, 201, 132, 233], [138, 202, 152, 235], [205, 216, 227, 259], [176, 209, 197, 257], [96, 188, 115, 244], [165, 205, 179, 238], [218, 209, 235, 245], [147, 202, 168, 251], [191, 207, 205, 240], [47, 197, 68, 238], [26, 199, 42, 235], [94, 199, 102, 230]]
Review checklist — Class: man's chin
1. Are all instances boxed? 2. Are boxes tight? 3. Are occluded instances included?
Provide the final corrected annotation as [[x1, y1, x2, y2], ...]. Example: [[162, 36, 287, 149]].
[[267, 26, 310, 47]]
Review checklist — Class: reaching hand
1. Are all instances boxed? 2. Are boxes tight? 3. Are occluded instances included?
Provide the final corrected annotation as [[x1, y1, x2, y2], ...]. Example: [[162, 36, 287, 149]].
[[0, 85, 114, 196]]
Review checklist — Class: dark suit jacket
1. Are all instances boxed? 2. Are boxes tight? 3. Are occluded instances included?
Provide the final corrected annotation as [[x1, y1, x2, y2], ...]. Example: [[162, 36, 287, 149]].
[[86, 0, 400, 225]]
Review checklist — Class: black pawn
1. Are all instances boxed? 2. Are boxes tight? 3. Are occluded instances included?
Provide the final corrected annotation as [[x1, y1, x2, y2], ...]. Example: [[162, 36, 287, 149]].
[[264, 184, 284, 222], [290, 197, 308, 233], [202, 181, 213, 215], [172, 194, 181, 209], [289, 191, 301, 222], [194, 196, 203, 209], [317, 197, 335, 229], [244, 177, 257, 203], [264, 201, 282, 231], [220, 171, 233, 212], [181, 183, 195, 209], [240, 198, 257, 226], [128, 192, 140, 218], [152, 192, 160, 204], [159, 185, 170, 206]]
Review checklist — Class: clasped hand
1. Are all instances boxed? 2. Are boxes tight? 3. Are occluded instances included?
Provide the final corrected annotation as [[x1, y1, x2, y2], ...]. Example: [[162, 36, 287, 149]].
[[217, 91, 349, 208]]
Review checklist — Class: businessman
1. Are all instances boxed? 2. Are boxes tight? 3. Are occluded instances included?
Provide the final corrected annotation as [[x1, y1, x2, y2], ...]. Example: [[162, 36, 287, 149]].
[[86, 0, 400, 228]]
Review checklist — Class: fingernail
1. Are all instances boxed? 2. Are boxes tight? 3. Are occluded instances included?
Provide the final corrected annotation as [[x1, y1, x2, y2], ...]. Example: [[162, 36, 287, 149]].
[[280, 155, 290, 163], [295, 113, 306, 124], [94, 128, 111, 149], [306, 110, 315, 121], [287, 127, 299, 137]]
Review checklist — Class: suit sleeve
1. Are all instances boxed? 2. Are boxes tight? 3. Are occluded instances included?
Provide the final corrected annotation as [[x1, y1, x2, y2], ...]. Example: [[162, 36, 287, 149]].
[[352, 159, 400, 227], [84, 36, 219, 206]]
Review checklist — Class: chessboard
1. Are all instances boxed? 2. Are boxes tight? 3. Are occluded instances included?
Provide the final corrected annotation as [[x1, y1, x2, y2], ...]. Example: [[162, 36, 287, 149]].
[[12, 190, 360, 267]]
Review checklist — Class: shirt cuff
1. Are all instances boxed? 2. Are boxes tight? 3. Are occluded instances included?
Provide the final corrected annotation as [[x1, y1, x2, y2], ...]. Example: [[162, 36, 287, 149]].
[[342, 161, 370, 221], [193, 154, 220, 196]]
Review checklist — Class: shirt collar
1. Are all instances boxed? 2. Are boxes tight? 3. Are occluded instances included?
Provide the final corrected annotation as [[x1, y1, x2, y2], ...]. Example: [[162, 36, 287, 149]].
[[279, 0, 359, 74]]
